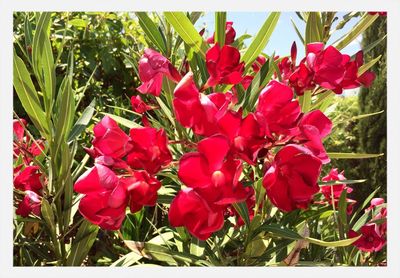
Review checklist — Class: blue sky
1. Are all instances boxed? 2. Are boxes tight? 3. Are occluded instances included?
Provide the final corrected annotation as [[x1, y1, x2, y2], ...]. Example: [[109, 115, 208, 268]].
[[196, 12, 363, 57]]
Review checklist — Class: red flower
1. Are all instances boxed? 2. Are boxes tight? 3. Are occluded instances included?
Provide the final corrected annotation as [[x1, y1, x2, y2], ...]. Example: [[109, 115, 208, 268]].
[[305, 43, 375, 94], [206, 21, 236, 45], [130, 95, 153, 114], [296, 110, 332, 164], [256, 80, 301, 137], [14, 166, 43, 193], [263, 145, 322, 212], [13, 119, 27, 141], [13, 118, 45, 162], [137, 48, 181, 96], [368, 12, 387, 16], [349, 223, 386, 252], [92, 116, 133, 159], [178, 135, 249, 206], [127, 127, 172, 174], [217, 110, 266, 164], [169, 188, 224, 240], [15, 190, 41, 218], [251, 55, 267, 73], [205, 44, 244, 87], [366, 198, 385, 211], [173, 72, 229, 136], [74, 164, 128, 230], [288, 62, 314, 95], [122, 170, 161, 213], [241, 75, 254, 90], [320, 168, 356, 214]]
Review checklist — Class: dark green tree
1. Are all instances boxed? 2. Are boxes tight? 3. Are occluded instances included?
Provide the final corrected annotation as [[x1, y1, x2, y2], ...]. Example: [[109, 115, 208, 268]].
[[357, 16, 387, 200]]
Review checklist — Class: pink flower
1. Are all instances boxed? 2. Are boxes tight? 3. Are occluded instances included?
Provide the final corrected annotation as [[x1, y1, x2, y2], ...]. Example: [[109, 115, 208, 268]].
[[130, 95, 153, 114], [320, 168, 356, 214], [263, 145, 322, 212], [366, 198, 385, 211], [74, 164, 128, 230], [251, 55, 267, 73], [137, 48, 181, 96], [296, 110, 332, 164], [122, 171, 161, 213], [178, 135, 249, 206], [205, 44, 245, 87], [127, 127, 172, 174], [92, 116, 133, 159], [349, 223, 386, 252], [15, 190, 42, 218], [216, 110, 266, 164], [169, 188, 224, 240], [14, 166, 43, 193], [206, 21, 236, 45], [256, 80, 301, 137]]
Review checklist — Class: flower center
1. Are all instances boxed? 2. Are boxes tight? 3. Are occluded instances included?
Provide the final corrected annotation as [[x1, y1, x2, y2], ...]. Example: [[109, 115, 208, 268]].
[[234, 136, 245, 151], [211, 170, 226, 187], [151, 146, 161, 161]]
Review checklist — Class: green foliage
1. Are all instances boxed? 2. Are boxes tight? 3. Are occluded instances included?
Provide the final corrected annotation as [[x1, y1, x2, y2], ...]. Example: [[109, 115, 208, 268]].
[[357, 17, 387, 201], [13, 11, 386, 267]]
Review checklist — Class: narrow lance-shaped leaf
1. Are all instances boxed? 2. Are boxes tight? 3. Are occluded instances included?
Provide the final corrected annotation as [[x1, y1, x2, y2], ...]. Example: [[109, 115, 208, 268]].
[[13, 52, 50, 137], [67, 99, 96, 143], [164, 12, 209, 58], [327, 152, 384, 159], [305, 12, 323, 44], [241, 12, 280, 69], [66, 220, 99, 266], [32, 12, 55, 114], [135, 12, 168, 55], [215, 12, 226, 46], [333, 13, 378, 51]]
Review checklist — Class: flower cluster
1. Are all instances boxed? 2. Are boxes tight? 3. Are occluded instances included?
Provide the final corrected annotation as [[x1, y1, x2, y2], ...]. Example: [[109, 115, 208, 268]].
[[74, 116, 172, 230], [13, 119, 45, 217], [349, 198, 387, 252], [277, 42, 376, 95], [74, 21, 382, 245]]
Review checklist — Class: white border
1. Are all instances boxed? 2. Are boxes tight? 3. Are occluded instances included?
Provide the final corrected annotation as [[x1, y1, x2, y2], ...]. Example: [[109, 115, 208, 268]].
[[1, 1, 399, 277]]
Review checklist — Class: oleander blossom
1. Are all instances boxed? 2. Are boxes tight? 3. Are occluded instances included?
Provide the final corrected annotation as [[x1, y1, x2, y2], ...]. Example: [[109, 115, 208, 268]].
[[262, 144, 322, 212], [137, 48, 181, 96]]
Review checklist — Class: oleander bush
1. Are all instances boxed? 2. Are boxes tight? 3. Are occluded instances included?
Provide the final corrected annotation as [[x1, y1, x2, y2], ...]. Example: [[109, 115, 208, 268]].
[[13, 11, 387, 266]]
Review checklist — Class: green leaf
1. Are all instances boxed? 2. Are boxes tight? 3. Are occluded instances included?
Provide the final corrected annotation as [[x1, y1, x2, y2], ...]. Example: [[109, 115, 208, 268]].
[[358, 55, 381, 75], [305, 12, 323, 44], [241, 12, 280, 68], [306, 235, 360, 247], [300, 90, 312, 113], [350, 186, 381, 226], [66, 220, 99, 266], [327, 152, 384, 159], [338, 189, 348, 230], [215, 12, 226, 46], [143, 242, 210, 266], [41, 198, 56, 237], [68, 18, 88, 28], [13, 52, 50, 137], [232, 202, 250, 227], [136, 12, 167, 55], [67, 99, 96, 143], [164, 12, 208, 58], [252, 224, 303, 241], [190, 237, 205, 257], [333, 13, 378, 51], [318, 179, 367, 186], [32, 12, 55, 114], [111, 252, 142, 266], [101, 112, 142, 129]]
